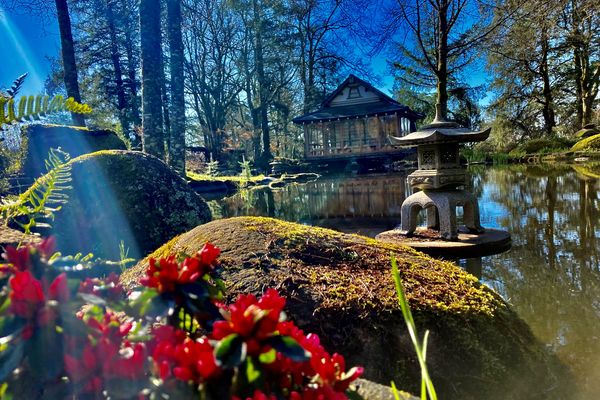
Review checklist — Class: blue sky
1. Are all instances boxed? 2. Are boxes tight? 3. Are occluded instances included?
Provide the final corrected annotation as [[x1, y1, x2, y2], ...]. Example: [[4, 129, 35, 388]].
[[0, 5, 489, 103], [0, 7, 60, 94]]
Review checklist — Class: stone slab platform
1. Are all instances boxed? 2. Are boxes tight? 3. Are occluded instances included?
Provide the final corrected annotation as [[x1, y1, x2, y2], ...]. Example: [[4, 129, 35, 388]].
[[376, 226, 511, 258]]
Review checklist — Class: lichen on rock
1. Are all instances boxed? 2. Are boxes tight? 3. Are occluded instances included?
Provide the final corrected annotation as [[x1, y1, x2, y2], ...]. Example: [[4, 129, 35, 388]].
[[42, 150, 211, 260], [122, 216, 573, 400]]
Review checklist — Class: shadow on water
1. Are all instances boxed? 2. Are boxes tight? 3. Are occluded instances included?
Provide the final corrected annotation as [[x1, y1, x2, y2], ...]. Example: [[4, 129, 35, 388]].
[[211, 164, 600, 399]]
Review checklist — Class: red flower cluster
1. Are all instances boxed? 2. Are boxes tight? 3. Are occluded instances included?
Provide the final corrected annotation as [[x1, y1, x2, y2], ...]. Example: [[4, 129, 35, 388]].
[[79, 272, 125, 301], [141, 243, 220, 293], [1, 237, 56, 272], [264, 323, 363, 399], [8, 271, 69, 338], [215, 289, 363, 399], [64, 312, 146, 393], [150, 325, 219, 384], [213, 288, 285, 355]]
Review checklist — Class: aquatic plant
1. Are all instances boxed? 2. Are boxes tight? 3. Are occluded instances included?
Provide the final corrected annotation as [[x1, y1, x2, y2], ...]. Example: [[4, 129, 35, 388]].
[[0, 240, 363, 399]]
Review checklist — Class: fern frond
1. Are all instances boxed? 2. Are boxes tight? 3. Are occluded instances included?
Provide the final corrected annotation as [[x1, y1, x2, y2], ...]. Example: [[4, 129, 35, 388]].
[[0, 94, 92, 130], [6, 73, 28, 98], [0, 148, 72, 235]]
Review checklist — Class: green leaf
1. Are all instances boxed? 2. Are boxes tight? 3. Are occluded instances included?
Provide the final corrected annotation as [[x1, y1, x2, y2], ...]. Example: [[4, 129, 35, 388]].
[[0, 340, 23, 381], [258, 348, 277, 364], [266, 335, 309, 362], [78, 292, 107, 306], [215, 333, 246, 368], [245, 357, 262, 384]]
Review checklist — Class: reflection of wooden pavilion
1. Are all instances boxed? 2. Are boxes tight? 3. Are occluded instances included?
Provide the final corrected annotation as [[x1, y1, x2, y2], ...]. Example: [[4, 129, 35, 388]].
[[293, 75, 424, 161]]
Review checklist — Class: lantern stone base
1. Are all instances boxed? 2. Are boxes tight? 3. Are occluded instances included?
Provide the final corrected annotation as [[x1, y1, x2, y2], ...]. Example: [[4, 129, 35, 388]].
[[397, 189, 483, 240], [375, 227, 511, 258]]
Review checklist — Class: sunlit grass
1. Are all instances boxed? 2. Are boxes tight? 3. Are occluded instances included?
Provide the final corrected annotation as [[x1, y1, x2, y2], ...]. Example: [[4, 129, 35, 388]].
[[187, 171, 265, 183], [391, 256, 438, 400]]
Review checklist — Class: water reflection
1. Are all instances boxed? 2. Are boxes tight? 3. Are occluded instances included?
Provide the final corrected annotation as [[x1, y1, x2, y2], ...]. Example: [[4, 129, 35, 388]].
[[210, 174, 411, 237], [211, 164, 600, 399]]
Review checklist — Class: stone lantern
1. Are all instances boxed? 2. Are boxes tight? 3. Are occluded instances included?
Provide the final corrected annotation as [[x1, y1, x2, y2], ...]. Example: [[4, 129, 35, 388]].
[[389, 119, 491, 240]]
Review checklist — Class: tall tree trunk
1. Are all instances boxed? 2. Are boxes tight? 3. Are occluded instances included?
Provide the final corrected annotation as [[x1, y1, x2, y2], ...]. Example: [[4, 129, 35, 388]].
[[435, 2, 449, 121], [124, 26, 141, 128], [54, 0, 85, 126], [540, 32, 556, 136], [252, 0, 271, 168], [167, 0, 186, 174], [105, 0, 129, 134], [140, 0, 164, 158]]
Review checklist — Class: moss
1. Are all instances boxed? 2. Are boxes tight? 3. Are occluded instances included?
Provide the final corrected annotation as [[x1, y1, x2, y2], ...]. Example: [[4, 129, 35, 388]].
[[187, 172, 266, 184], [123, 217, 572, 400], [510, 137, 577, 155], [42, 150, 211, 260], [571, 133, 600, 152], [572, 162, 600, 179]]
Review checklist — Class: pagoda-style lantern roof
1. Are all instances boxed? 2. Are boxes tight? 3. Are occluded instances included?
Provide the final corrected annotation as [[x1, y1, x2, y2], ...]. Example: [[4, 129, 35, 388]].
[[389, 120, 490, 146]]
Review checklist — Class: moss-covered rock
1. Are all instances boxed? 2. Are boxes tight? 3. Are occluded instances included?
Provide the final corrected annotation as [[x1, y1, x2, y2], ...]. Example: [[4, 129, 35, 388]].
[[21, 124, 126, 177], [575, 124, 599, 139], [510, 137, 576, 155], [572, 133, 600, 152], [45, 150, 210, 260], [122, 217, 573, 400], [0, 226, 41, 249]]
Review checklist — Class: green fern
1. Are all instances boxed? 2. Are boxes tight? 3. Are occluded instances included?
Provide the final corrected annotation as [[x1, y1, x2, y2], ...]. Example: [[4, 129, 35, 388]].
[[5, 73, 28, 99], [0, 148, 72, 234], [0, 94, 92, 130], [206, 153, 220, 177]]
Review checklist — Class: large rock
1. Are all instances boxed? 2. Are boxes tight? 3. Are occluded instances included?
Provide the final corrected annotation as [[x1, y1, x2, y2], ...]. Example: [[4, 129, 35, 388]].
[[21, 124, 126, 177], [0, 226, 41, 249], [122, 217, 573, 400], [40, 150, 210, 260], [572, 133, 600, 152], [575, 124, 599, 139]]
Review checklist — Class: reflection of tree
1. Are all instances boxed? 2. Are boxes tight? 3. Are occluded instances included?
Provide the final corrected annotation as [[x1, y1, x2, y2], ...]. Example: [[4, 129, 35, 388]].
[[216, 175, 409, 228], [477, 165, 600, 400]]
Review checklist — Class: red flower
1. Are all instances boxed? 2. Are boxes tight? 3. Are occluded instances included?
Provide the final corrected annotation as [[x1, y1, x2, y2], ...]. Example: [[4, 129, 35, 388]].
[[213, 289, 285, 350], [3, 246, 31, 272], [9, 270, 44, 319], [79, 272, 124, 301], [198, 242, 220, 265], [49, 273, 69, 302], [150, 325, 219, 383], [36, 237, 56, 259], [65, 312, 147, 395], [140, 243, 220, 293]]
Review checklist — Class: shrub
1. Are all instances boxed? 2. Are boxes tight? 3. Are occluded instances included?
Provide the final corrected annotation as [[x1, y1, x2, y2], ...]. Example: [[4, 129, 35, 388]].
[[0, 239, 363, 399]]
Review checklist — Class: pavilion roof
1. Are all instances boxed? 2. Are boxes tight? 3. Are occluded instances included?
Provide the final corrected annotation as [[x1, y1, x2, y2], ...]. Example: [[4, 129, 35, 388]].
[[292, 74, 424, 124]]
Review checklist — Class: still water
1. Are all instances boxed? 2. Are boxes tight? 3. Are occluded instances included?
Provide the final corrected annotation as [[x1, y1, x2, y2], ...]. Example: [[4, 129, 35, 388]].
[[209, 163, 600, 399]]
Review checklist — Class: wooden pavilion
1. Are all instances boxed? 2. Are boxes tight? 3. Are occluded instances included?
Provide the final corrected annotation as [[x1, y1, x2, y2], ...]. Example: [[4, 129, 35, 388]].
[[293, 74, 424, 161]]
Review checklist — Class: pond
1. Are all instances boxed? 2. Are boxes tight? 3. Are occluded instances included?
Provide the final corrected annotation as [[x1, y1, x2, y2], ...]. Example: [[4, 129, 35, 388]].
[[208, 163, 600, 400]]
